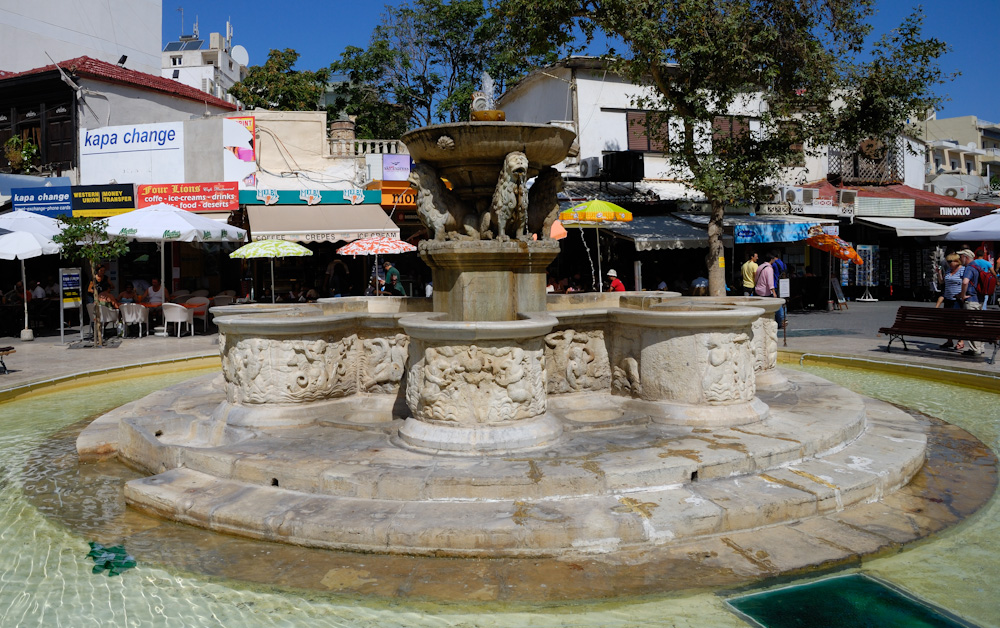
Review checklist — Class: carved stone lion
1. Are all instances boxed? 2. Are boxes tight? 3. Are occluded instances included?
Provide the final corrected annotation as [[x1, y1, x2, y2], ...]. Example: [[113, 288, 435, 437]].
[[487, 151, 529, 241], [527, 166, 564, 240], [408, 163, 479, 240]]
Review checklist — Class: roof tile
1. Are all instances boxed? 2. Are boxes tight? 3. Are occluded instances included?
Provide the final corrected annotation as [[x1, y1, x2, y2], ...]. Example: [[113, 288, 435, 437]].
[[0, 56, 237, 111]]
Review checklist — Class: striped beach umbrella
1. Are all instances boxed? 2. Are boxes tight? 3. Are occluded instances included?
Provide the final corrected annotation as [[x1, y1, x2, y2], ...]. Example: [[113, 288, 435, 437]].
[[337, 236, 417, 256]]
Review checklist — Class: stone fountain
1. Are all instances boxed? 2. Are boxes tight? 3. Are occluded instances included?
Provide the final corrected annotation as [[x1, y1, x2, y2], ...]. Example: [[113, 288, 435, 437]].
[[76, 119, 938, 589]]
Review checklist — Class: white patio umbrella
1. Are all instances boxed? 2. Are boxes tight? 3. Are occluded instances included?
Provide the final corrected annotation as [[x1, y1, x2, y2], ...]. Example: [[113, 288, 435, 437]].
[[938, 208, 1000, 241], [0, 209, 62, 238], [0, 228, 61, 338], [105, 203, 247, 289]]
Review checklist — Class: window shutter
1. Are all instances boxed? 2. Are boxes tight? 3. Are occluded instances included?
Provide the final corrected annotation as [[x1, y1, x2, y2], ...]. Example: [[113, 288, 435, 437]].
[[626, 111, 648, 151], [647, 112, 667, 152], [712, 115, 732, 142]]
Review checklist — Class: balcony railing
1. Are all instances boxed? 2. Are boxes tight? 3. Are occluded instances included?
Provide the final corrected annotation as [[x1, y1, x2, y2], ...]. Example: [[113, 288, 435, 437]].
[[329, 139, 408, 157]]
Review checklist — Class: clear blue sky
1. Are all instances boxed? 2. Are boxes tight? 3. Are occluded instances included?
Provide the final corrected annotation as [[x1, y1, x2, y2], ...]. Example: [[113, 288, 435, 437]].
[[165, 0, 1000, 122]]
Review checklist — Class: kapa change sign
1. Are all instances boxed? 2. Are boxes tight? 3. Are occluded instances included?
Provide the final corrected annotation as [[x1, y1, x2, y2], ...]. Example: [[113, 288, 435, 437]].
[[79, 122, 184, 185]]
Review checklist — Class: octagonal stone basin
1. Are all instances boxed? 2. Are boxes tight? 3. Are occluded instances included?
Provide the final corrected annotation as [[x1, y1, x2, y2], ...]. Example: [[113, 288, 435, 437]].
[[400, 121, 576, 200]]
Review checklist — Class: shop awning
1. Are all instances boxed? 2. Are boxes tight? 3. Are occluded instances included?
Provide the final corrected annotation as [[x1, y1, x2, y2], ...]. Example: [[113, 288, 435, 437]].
[[197, 212, 235, 223], [674, 213, 838, 244], [247, 204, 399, 243], [856, 217, 953, 237], [604, 215, 732, 251]]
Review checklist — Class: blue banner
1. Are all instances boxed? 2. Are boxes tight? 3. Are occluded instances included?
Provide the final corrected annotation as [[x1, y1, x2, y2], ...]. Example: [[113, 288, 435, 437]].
[[11, 186, 73, 218], [733, 221, 814, 244]]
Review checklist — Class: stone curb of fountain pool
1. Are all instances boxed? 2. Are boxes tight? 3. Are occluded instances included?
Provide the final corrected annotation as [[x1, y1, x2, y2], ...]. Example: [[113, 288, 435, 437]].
[[36, 382, 996, 602]]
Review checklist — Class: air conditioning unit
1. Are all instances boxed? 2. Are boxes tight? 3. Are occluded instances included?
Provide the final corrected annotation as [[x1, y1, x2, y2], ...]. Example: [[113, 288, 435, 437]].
[[801, 188, 818, 205], [579, 156, 601, 179], [944, 187, 966, 199], [837, 189, 858, 205], [602, 151, 644, 182], [782, 186, 804, 204]]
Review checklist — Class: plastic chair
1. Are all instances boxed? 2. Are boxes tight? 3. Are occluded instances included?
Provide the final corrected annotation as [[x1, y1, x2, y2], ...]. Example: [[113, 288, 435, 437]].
[[217, 290, 237, 297], [190, 289, 210, 297], [172, 294, 193, 304], [172, 289, 190, 298], [212, 295, 234, 307], [162, 303, 194, 337], [119, 303, 149, 337], [86, 303, 120, 337], [186, 297, 211, 333]]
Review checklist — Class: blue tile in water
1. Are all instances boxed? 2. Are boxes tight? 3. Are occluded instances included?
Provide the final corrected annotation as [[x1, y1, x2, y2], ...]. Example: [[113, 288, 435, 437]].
[[727, 574, 976, 628]]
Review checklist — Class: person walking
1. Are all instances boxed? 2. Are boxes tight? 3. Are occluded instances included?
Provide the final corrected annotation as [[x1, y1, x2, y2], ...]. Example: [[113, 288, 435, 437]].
[[971, 248, 997, 307], [741, 251, 758, 296], [938, 252, 965, 351], [606, 269, 626, 292], [755, 251, 785, 328], [956, 249, 983, 356]]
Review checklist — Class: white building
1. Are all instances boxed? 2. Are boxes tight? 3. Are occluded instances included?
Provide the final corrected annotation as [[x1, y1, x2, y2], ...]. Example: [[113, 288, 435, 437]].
[[161, 22, 248, 107], [0, 1, 162, 76], [0, 56, 237, 183], [497, 57, 925, 199]]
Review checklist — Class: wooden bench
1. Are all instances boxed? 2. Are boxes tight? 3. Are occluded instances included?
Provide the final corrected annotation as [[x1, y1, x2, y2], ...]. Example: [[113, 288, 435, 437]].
[[878, 306, 1000, 364], [0, 346, 13, 375]]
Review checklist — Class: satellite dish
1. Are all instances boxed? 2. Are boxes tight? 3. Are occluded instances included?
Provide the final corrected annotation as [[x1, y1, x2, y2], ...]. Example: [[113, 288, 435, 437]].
[[231, 45, 249, 67]]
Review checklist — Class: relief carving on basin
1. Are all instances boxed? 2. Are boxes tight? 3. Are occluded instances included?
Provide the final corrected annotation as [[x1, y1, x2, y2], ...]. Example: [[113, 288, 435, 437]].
[[612, 305, 769, 426], [397, 312, 563, 453], [213, 312, 412, 427], [405, 340, 546, 423], [669, 296, 785, 387]]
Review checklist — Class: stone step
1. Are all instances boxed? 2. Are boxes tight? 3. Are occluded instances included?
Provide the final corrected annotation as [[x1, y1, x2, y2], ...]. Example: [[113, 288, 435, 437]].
[[113, 371, 871, 503], [123, 396, 925, 557]]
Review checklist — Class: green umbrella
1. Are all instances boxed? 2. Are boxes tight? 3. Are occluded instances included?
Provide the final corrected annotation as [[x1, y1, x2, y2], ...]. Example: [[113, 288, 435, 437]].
[[229, 240, 313, 303]]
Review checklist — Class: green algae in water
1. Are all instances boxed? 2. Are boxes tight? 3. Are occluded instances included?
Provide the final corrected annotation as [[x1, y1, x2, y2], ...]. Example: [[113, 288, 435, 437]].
[[87, 541, 136, 576], [728, 574, 976, 628]]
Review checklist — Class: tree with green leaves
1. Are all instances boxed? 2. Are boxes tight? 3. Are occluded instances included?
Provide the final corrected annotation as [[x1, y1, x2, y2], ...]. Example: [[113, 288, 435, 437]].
[[229, 49, 330, 111], [52, 216, 130, 347], [494, 0, 951, 294], [331, 0, 554, 137]]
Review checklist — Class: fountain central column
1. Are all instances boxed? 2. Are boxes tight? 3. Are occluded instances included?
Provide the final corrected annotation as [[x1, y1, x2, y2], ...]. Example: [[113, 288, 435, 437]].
[[421, 239, 558, 321], [394, 121, 575, 454]]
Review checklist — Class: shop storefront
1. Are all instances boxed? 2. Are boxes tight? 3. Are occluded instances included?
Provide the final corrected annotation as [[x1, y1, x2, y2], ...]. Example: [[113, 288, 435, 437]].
[[239, 188, 401, 297]]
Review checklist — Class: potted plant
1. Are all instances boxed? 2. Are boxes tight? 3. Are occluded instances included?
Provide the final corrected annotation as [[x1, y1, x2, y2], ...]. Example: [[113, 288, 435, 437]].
[[3, 136, 40, 172]]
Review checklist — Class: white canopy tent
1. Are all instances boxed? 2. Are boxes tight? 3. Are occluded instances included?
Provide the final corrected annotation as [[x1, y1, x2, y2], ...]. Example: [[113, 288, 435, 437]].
[[935, 208, 1000, 242]]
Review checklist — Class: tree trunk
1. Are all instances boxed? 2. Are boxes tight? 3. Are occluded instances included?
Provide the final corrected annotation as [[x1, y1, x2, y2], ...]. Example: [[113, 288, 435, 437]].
[[88, 259, 103, 348], [706, 199, 727, 296]]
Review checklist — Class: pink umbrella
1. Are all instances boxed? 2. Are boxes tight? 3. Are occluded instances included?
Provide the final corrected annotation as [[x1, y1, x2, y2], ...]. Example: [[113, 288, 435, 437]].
[[337, 236, 416, 256]]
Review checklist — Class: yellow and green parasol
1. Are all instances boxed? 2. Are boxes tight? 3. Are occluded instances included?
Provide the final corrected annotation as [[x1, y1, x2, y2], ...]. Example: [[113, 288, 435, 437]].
[[230, 240, 313, 303]]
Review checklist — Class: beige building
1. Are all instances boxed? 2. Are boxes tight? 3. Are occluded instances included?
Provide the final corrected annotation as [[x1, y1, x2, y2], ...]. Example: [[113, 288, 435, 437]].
[[923, 115, 1000, 180]]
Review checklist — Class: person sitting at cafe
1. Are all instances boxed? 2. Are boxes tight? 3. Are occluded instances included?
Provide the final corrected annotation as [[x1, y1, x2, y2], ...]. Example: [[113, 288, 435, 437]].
[[141, 278, 169, 307], [118, 283, 138, 304], [381, 261, 406, 296], [88, 265, 119, 307], [4, 281, 30, 305], [31, 281, 46, 300]]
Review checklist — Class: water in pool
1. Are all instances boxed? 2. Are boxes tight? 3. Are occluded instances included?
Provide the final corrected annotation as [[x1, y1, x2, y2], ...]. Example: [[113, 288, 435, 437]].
[[0, 364, 996, 627]]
